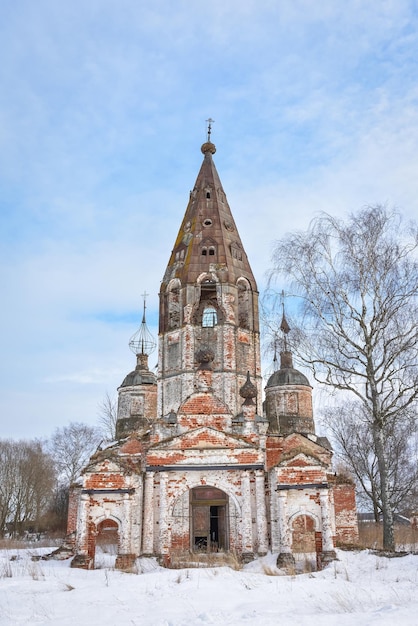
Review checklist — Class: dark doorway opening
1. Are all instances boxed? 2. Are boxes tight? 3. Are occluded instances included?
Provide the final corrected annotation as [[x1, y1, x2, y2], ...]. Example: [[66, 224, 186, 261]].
[[190, 487, 229, 552]]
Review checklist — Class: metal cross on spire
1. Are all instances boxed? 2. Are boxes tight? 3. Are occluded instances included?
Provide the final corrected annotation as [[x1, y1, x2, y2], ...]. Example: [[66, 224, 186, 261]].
[[206, 118, 215, 142], [141, 291, 149, 323], [129, 291, 156, 357]]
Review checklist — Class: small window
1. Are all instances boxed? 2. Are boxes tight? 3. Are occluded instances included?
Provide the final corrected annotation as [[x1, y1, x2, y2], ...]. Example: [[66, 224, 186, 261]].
[[209, 247, 215, 256], [202, 306, 217, 327], [203, 219, 212, 227], [206, 192, 211, 199], [202, 247, 207, 256]]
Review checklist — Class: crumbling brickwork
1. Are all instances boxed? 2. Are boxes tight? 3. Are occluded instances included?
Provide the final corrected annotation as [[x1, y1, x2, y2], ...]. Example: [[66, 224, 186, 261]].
[[69, 139, 358, 570]]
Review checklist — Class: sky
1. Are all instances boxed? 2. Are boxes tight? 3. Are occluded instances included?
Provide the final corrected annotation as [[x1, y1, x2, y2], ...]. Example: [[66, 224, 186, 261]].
[[1, 0, 418, 440]]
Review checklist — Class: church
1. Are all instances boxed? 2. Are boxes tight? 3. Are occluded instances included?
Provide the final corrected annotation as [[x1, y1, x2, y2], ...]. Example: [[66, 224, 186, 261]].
[[67, 133, 358, 570]]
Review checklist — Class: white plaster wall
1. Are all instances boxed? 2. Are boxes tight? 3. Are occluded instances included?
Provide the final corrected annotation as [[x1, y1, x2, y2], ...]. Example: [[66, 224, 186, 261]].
[[150, 470, 255, 554]]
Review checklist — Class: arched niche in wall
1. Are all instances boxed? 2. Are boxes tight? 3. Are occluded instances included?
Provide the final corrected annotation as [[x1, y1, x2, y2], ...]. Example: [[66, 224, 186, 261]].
[[236, 277, 252, 329], [290, 513, 318, 554], [167, 278, 182, 329]]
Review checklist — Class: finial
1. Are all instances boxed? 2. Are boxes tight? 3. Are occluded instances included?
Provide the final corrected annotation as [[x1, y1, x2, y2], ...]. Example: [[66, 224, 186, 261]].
[[273, 337, 278, 366], [141, 291, 149, 324], [201, 119, 216, 155], [129, 292, 157, 358], [206, 118, 215, 142], [280, 290, 291, 351], [278, 290, 293, 369], [239, 371, 257, 405]]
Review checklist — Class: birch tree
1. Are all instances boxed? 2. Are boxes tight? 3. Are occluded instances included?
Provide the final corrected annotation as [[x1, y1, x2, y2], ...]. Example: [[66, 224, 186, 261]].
[[97, 391, 118, 441], [321, 402, 418, 520], [269, 206, 418, 550], [49, 422, 101, 486]]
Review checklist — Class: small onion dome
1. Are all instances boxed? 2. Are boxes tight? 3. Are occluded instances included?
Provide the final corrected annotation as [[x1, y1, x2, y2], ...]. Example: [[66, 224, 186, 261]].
[[120, 354, 157, 387], [120, 368, 156, 387], [201, 141, 216, 155], [240, 371, 257, 404], [266, 368, 310, 388], [267, 349, 311, 387]]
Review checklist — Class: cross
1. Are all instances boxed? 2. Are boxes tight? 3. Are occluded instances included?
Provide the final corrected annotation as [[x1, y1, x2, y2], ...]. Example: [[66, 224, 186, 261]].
[[206, 118, 215, 142], [141, 291, 149, 319]]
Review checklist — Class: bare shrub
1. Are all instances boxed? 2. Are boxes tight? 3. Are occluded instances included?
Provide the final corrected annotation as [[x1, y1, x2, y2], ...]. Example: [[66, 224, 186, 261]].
[[0, 561, 13, 578]]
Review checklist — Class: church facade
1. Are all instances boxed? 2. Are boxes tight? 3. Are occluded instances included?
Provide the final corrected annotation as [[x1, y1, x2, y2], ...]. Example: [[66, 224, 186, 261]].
[[67, 137, 358, 570]]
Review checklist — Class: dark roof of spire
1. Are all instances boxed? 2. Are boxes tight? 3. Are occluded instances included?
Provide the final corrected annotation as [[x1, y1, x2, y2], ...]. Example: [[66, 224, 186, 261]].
[[161, 142, 257, 290]]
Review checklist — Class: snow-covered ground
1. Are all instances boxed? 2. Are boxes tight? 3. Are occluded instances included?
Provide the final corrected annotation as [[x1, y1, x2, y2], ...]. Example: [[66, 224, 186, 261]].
[[1, 546, 418, 625]]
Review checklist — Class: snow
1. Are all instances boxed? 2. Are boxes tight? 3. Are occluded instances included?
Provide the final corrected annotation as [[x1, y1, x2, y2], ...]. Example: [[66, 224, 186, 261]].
[[1, 547, 418, 625]]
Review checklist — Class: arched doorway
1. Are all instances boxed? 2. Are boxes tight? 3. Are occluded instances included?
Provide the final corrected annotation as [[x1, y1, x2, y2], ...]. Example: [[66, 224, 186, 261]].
[[190, 486, 229, 552], [291, 514, 316, 553], [95, 519, 119, 560]]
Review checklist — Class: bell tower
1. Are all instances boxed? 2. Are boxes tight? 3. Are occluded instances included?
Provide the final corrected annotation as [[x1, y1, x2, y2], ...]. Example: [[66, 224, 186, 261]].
[[158, 131, 262, 419]]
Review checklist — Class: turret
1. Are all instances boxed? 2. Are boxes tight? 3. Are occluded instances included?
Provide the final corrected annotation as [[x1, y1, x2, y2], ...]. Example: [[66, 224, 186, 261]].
[[264, 311, 315, 435], [116, 296, 157, 439]]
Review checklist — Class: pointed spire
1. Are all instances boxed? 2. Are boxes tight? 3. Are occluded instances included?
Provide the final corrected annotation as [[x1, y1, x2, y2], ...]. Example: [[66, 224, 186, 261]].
[[161, 134, 257, 291], [129, 293, 156, 369]]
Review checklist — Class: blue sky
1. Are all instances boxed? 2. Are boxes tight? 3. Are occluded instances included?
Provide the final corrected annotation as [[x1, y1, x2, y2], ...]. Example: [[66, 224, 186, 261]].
[[1, 0, 418, 439]]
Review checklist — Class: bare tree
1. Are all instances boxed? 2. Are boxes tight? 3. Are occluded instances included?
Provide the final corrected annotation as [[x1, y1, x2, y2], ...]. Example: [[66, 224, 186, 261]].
[[321, 402, 418, 520], [269, 206, 418, 550], [97, 391, 118, 441], [0, 440, 17, 536], [49, 422, 102, 486], [0, 439, 56, 536]]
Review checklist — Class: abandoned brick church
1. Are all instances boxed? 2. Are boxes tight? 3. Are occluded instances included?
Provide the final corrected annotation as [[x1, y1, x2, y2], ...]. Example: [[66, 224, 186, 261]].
[[68, 135, 358, 570]]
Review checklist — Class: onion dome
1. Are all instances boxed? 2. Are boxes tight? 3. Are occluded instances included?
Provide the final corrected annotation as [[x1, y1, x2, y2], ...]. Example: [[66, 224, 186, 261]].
[[120, 295, 157, 387], [267, 349, 310, 387]]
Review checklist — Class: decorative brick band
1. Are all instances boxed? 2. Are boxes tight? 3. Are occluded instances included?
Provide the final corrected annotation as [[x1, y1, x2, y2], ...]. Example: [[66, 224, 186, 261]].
[[81, 488, 135, 495], [146, 464, 264, 472], [276, 483, 328, 491]]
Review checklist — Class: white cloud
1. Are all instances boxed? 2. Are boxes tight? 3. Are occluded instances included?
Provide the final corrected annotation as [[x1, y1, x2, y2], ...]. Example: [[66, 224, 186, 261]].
[[1, 0, 418, 439]]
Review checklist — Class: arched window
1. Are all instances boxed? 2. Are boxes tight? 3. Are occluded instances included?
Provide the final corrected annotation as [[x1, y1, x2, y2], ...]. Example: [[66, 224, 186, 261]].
[[237, 279, 251, 329], [167, 280, 181, 330], [202, 306, 217, 327]]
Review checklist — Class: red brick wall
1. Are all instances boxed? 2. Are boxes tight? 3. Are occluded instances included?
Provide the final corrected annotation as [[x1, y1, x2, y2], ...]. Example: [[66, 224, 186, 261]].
[[266, 434, 332, 471], [332, 482, 359, 545], [66, 485, 81, 535], [144, 385, 157, 419]]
